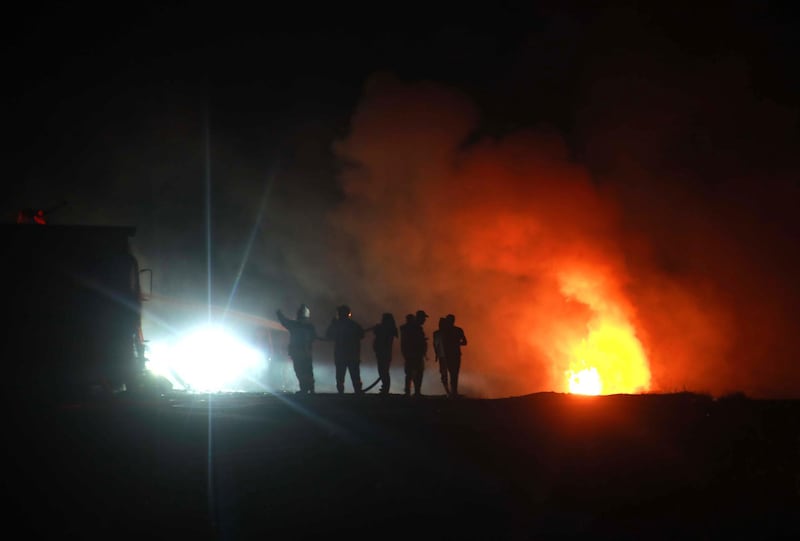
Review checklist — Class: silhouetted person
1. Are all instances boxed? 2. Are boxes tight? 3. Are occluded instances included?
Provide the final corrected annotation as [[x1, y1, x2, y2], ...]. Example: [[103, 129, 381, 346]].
[[276, 303, 317, 394], [367, 313, 398, 395], [441, 314, 467, 397], [400, 310, 428, 396], [433, 317, 450, 395], [326, 305, 365, 394]]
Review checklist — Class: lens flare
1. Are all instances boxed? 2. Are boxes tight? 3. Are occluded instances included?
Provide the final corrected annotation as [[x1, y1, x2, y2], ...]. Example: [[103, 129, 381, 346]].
[[145, 326, 267, 392]]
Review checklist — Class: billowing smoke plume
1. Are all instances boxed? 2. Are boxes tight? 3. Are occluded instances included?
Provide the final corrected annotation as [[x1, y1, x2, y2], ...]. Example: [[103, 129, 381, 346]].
[[329, 73, 646, 397], [330, 71, 800, 399]]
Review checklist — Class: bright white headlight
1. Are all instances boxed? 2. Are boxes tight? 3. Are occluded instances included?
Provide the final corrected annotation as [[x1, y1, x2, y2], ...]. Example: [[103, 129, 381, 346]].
[[146, 326, 266, 392]]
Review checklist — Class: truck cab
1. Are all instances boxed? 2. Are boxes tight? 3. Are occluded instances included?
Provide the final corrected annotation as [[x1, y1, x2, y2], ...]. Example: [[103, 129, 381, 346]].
[[2, 223, 149, 399]]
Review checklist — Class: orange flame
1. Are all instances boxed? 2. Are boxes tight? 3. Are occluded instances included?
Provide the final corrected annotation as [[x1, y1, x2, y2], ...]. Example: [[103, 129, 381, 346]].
[[559, 271, 651, 395]]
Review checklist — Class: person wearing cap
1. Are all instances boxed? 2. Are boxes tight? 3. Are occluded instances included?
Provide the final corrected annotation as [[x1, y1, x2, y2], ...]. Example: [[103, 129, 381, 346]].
[[276, 303, 318, 394], [400, 310, 429, 396], [325, 304, 365, 394]]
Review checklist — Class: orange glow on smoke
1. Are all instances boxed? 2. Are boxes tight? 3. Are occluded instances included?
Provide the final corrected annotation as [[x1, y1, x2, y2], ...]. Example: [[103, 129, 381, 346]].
[[332, 75, 666, 397]]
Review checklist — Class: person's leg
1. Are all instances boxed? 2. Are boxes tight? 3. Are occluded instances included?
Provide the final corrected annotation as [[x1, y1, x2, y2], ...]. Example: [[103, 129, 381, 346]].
[[403, 358, 412, 395], [378, 356, 390, 393], [414, 357, 423, 395], [335, 360, 346, 393], [303, 356, 315, 393], [449, 356, 461, 397], [350, 359, 362, 393], [292, 357, 305, 392], [439, 358, 450, 395]]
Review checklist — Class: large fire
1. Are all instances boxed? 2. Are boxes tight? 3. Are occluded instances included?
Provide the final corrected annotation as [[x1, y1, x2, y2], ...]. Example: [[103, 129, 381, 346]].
[[559, 272, 651, 395], [565, 320, 651, 395], [561, 273, 650, 395]]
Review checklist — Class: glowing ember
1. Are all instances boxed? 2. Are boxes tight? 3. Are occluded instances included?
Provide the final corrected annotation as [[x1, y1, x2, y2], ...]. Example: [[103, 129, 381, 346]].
[[568, 366, 602, 395]]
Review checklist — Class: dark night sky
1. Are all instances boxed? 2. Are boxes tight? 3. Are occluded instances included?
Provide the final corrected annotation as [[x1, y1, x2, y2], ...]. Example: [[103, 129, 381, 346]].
[[5, 2, 800, 397]]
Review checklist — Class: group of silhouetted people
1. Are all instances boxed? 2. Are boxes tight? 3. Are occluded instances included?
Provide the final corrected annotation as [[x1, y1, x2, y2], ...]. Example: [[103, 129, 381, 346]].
[[276, 304, 467, 398]]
